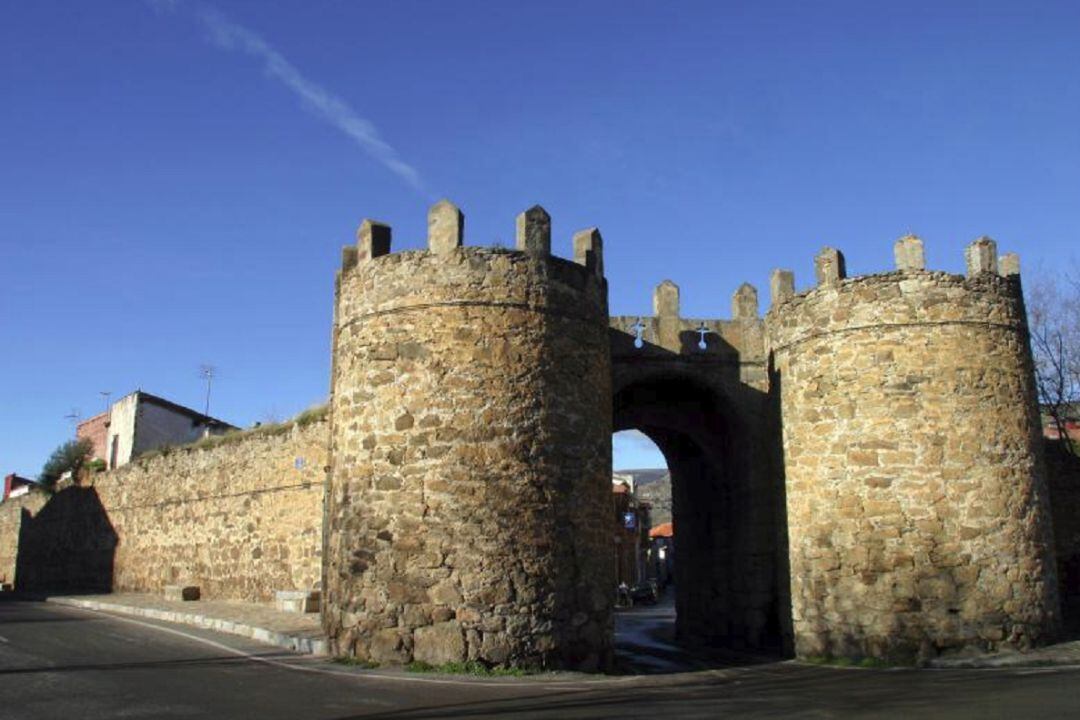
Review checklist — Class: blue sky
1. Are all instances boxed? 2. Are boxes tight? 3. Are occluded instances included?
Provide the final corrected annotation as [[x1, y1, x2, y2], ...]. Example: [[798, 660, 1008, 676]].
[[3, 1, 1079, 476]]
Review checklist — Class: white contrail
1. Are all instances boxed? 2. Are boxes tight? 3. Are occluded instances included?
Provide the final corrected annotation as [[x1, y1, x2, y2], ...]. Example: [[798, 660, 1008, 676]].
[[152, 2, 425, 193]]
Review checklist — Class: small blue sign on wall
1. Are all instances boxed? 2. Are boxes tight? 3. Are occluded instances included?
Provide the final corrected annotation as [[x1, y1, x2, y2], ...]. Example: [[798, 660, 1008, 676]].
[[295, 457, 305, 470], [623, 512, 636, 530]]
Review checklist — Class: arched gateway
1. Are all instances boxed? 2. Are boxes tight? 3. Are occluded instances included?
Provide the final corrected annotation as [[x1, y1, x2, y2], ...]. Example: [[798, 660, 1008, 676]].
[[323, 203, 1060, 670], [610, 279, 789, 653]]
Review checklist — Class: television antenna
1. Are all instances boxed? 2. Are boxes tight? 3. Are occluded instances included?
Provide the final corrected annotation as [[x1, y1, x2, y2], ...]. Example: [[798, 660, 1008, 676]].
[[198, 364, 216, 417]]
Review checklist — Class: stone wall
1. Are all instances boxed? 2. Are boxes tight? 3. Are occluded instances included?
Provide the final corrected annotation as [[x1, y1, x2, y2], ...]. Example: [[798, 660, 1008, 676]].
[[0, 490, 48, 589], [768, 243, 1060, 661], [9, 417, 327, 601], [8, 216, 1069, 672], [325, 204, 614, 670]]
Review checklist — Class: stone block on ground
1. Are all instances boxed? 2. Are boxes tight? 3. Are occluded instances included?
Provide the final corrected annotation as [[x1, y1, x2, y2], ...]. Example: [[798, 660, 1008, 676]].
[[275, 589, 320, 614], [164, 585, 201, 601]]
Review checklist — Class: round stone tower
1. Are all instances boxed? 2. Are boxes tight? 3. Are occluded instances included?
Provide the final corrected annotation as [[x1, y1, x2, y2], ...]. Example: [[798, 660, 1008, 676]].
[[324, 201, 614, 670], [767, 236, 1060, 662]]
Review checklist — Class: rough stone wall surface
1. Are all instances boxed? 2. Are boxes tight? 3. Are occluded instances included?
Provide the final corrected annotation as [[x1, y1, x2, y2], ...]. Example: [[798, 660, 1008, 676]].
[[0, 491, 48, 587], [768, 270, 1060, 660], [10, 420, 326, 600], [326, 244, 613, 670], [102, 421, 326, 600]]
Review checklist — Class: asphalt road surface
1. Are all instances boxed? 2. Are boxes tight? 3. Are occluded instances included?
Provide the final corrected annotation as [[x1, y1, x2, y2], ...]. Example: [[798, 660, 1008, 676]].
[[2, 599, 1079, 719]]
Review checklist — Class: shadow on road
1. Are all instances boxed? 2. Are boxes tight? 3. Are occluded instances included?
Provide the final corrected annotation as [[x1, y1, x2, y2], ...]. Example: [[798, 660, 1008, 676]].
[[613, 589, 783, 674]]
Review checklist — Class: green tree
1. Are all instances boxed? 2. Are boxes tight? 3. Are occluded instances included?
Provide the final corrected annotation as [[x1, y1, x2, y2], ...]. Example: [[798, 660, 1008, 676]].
[[39, 438, 94, 490]]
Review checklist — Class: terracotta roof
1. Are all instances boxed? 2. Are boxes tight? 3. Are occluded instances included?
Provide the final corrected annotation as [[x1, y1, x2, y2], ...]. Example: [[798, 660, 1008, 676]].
[[649, 522, 674, 538], [612, 483, 630, 495]]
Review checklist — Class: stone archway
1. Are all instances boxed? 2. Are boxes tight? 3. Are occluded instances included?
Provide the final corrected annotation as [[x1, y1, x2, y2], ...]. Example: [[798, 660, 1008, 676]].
[[614, 373, 784, 650], [608, 279, 791, 654]]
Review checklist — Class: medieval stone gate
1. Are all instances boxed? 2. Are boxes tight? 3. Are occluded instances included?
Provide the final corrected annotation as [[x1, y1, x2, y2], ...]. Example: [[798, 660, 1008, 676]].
[[322, 201, 1060, 670], [610, 280, 789, 653]]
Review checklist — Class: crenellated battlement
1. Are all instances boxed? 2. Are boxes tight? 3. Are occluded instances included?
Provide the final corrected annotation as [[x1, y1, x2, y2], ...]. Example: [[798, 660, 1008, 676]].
[[609, 236, 1025, 367], [765, 235, 1022, 312], [610, 279, 767, 361], [765, 235, 1028, 355], [336, 199, 605, 282]]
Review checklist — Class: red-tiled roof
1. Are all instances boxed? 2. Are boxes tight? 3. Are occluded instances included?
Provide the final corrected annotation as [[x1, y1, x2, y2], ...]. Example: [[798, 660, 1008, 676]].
[[649, 522, 674, 538]]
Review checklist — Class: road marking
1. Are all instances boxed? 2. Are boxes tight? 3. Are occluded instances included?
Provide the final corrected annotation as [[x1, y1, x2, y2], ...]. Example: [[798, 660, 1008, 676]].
[[72, 606, 630, 691], [0, 635, 8, 643]]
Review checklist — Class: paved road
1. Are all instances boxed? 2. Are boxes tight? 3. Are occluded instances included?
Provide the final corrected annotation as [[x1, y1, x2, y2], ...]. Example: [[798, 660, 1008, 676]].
[[2, 599, 1079, 719]]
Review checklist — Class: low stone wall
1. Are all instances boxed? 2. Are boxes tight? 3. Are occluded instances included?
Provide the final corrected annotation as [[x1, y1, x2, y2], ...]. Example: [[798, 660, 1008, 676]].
[[11, 417, 327, 602]]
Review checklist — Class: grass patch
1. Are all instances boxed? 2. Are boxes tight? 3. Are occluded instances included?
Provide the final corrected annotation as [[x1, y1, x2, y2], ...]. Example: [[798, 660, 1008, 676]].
[[132, 403, 329, 465], [294, 404, 330, 428], [802, 655, 895, 668], [405, 660, 528, 677], [332, 656, 380, 669]]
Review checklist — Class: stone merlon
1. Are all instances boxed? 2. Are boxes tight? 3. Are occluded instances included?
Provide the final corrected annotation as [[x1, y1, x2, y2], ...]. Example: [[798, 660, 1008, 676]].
[[515, 205, 551, 256], [770, 269, 795, 307], [894, 234, 925, 272], [814, 247, 846, 287], [965, 236, 997, 277], [357, 219, 392, 264], [428, 199, 464, 254], [653, 280, 680, 318], [573, 227, 604, 277]]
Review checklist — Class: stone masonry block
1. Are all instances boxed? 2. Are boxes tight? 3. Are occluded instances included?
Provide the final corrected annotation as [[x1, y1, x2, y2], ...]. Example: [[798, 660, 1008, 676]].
[[814, 247, 846, 287], [428, 200, 464, 254], [573, 227, 604, 277], [275, 589, 320, 614], [412, 621, 466, 665], [164, 585, 201, 602], [357, 219, 392, 262], [965, 236, 997, 276], [894, 234, 925, 271], [515, 205, 551, 255], [999, 252, 1020, 277], [653, 280, 680, 318], [341, 245, 359, 271], [769, 269, 795, 307], [732, 283, 759, 321]]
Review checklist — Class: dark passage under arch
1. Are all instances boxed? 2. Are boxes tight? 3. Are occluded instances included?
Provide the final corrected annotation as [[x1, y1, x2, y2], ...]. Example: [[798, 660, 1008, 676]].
[[614, 374, 790, 653]]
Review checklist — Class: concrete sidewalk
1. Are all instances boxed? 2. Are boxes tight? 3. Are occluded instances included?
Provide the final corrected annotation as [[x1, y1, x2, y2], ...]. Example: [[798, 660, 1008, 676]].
[[927, 637, 1080, 669], [46, 593, 328, 656]]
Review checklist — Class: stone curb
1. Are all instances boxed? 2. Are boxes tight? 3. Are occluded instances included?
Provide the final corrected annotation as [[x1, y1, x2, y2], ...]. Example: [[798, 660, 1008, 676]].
[[46, 596, 329, 656], [927, 652, 1080, 670]]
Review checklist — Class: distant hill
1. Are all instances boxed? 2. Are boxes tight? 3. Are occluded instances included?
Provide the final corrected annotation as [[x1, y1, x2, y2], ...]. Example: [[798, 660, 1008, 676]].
[[613, 468, 672, 526]]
